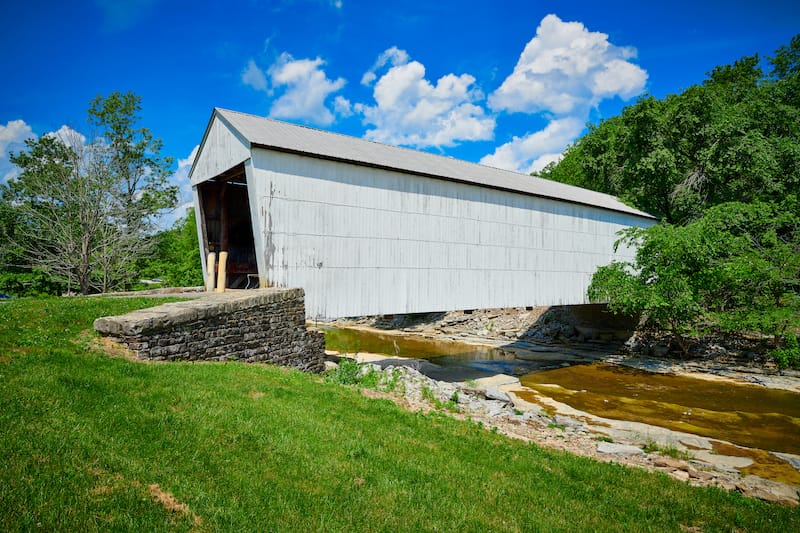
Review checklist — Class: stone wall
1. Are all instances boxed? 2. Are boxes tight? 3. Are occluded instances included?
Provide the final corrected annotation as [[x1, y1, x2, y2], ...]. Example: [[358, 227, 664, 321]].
[[93, 288, 325, 372]]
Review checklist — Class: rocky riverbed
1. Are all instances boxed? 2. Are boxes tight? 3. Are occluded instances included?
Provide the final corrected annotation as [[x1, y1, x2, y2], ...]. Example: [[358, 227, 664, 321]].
[[319, 305, 800, 506], [324, 351, 800, 506]]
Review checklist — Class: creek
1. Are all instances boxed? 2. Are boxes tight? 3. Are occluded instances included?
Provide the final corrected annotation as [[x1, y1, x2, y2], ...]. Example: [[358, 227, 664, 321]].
[[322, 326, 800, 456]]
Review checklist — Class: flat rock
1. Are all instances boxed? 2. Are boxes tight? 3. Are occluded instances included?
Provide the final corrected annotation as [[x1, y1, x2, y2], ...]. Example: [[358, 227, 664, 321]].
[[654, 458, 687, 470], [738, 475, 800, 502], [473, 374, 520, 388], [597, 442, 644, 456], [554, 415, 584, 430], [677, 435, 712, 450], [771, 451, 800, 472], [669, 470, 690, 482], [694, 450, 753, 469], [484, 387, 511, 403]]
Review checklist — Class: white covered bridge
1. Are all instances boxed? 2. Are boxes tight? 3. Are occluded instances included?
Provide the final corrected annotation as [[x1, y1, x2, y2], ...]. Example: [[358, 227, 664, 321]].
[[190, 108, 654, 319]]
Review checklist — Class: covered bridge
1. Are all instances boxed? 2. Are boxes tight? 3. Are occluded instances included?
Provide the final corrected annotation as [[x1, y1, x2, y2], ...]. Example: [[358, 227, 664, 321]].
[[190, 108, 654, 319]]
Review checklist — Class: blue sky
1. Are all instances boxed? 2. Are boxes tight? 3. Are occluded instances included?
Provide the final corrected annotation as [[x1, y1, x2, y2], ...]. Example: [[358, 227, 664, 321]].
[[1, 0, 798, 225]]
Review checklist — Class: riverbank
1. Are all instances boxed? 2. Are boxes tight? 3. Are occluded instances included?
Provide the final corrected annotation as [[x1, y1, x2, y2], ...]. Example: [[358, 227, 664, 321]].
[[318, 308, 800, 505], [324, 348, 800, 505], [321, 305, 800, 392], [8, 297, 798, 530]]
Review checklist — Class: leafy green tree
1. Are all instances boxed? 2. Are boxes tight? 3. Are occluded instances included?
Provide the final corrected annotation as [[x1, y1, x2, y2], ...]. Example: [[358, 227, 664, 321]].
[[544, 36, 800, 354], [588, 199, 800, 353], [4, 93, 177, 294], [88, 92, 177, 228], [139, 209, 204, 287], [540, 36, 800, 224], [588, 223, 712, 353]]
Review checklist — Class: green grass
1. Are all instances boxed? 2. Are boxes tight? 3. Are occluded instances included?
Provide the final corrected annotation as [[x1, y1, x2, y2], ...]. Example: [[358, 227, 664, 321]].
[[1, 297, 798, 531], [643, 440, 694, 461]]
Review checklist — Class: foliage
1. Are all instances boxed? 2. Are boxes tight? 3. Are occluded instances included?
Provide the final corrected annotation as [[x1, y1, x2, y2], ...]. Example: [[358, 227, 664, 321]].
[[0, 269, 63, 297], [588, 199, 800, 353], [642, 440, 693, 461], [2, 92, 177, 295], [771, 334, 800, 370], [543, 36, 800, 350], [323, 358, 401, 392], [138, 209, 204, 287], [87, 92, 177, 230], [539, 36, 800, 225]]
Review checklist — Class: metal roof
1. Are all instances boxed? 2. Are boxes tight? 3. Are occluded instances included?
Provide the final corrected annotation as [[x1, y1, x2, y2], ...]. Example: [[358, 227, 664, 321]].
[[210, 108, 654, 220]]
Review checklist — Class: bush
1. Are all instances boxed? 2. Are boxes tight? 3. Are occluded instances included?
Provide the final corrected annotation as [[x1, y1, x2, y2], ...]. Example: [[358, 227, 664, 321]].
[[771, 334, 800, 369]]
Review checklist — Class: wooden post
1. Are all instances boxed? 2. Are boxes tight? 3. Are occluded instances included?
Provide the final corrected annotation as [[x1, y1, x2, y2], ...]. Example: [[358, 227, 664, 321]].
[[206, 252, 216, 292], [216, 251, 228, 293]]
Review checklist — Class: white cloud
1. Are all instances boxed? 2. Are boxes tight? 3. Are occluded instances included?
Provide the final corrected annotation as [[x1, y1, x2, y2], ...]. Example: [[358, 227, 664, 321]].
[[361, 46, 410, 85], [241, 59, 268, 91], [480, 116, 584, 174], [488, 14, 647, 116], [1, 119, 36, 183], [159, 144, 199, 229], [354, 48, 495, 148], [245, 53, 346, 126], [1, 119, 34, 158], [45, 125, 87, 147], [333, 95, 353, 117], [480, 14, 648, 173]]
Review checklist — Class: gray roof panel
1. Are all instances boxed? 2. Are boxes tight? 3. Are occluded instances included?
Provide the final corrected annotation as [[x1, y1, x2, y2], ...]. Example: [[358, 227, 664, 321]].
[[213, 108, 654, 220]]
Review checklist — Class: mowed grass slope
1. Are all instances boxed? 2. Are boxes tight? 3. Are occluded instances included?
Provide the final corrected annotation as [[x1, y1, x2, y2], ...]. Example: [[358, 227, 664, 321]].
[[1, 298, 797, 532]]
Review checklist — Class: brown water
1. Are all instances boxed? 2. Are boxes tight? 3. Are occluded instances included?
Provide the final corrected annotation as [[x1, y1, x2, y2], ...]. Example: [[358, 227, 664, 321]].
[[321, 326, 597, 378], [519, 363, 800, 456], [322, 326, 800, 457]]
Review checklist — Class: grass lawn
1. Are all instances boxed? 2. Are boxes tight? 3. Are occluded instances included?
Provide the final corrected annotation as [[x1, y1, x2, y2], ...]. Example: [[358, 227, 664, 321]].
[[1, 297, 798, 532]]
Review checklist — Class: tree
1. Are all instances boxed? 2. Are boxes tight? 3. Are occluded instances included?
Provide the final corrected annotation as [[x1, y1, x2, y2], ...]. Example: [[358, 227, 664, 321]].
[[87, 92, 178, 289], [88, 92, 177, 231], [542, 36, 800, 355], [540, 36, 800, 224], [7, 131, 115, 294], [139, 209, 204, 287], [588, 199, 800, 354], [5, 93, 178, 294]]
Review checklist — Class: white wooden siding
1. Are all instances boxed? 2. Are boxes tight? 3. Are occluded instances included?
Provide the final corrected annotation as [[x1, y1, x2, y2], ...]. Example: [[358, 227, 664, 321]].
[[249, 148, 650, 319], [190, 116, 250, 185]]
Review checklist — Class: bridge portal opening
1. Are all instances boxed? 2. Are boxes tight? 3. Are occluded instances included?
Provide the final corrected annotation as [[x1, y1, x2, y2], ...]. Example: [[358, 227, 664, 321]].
[[196, 164, 258, 289]]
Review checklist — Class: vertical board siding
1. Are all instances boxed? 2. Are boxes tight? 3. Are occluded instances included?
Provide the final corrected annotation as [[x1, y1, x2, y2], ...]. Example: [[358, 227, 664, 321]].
[[248, 149, 651, 319]]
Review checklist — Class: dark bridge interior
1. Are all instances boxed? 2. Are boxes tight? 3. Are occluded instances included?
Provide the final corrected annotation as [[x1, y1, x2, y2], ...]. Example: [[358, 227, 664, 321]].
[[196, 163, 258, 289]]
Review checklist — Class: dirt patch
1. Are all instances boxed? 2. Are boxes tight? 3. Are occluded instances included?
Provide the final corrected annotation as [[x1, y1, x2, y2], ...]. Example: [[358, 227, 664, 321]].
[[80, 330, 141, 362], [148, 483, 203, 527], [249, 390, 266, 399]]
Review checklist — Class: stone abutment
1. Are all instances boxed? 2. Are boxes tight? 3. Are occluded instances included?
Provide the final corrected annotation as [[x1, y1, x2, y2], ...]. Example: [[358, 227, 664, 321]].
[[93, 288, 324, 372]]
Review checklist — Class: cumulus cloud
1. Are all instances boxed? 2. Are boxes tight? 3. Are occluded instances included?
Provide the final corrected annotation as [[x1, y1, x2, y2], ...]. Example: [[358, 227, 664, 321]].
[[488, 14, 647, 116], [45, 125, 87, 147], [267, 53, 346, 126], [479, 116, 584, 174], [482, 14, 647, 172], [159, 144, 199, 229], [361, 46, 410, 85], [354, 48, 494, 148], [242, 53, 347, 126], [1, 119, 36, 183], [333, 95, 353, 117]]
